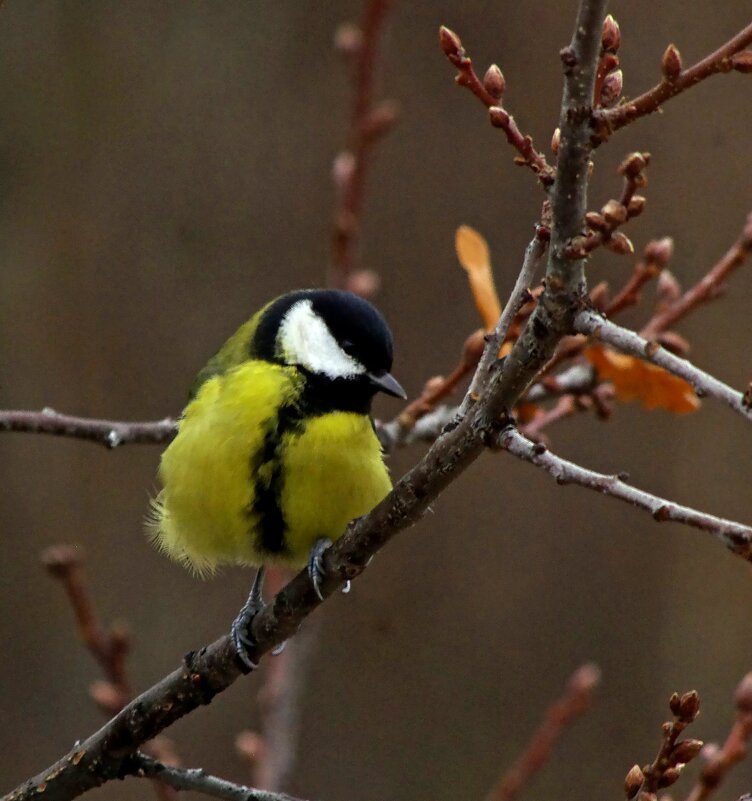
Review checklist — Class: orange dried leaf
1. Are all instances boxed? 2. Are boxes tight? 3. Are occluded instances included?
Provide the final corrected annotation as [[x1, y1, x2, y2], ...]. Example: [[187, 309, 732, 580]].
[[455, 225, 501, 330], [515, 402, 540, 424], [584, 345, 699, 414]]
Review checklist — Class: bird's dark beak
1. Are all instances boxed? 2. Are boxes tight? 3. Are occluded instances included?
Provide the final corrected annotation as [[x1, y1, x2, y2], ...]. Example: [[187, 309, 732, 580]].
[[367, 371, 407, 399]]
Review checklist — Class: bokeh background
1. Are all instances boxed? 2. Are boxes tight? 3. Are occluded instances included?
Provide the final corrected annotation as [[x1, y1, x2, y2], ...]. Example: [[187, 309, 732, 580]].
[[1, 1, 752, 799]]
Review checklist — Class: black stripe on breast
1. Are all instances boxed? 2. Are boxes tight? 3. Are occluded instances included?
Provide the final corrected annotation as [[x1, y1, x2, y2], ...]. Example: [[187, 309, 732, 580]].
[[248, 401, 304, 557]]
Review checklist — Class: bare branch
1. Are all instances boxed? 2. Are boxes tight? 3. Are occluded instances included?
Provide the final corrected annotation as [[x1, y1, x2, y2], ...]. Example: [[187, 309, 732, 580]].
[[575, 310, 752, 422], [485, 663, 600, 801], [0, 408, 176, 448], [594, 21, 752, 143], [499, 428, 752, 561], [126, 754, 309, 801]]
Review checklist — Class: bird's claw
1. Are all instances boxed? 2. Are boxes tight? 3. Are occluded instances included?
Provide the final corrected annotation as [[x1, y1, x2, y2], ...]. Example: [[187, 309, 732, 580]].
[[307, 538, 351, 600]]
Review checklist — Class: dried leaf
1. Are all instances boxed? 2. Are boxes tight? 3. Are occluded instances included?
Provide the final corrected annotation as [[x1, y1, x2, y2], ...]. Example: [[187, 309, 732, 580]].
[[455, 225, 501, 330], [585, 345, 699, 414]]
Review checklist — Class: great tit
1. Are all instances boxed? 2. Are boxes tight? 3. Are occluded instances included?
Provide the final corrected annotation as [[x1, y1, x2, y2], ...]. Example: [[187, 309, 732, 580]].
[[149, 289, 405, 667]]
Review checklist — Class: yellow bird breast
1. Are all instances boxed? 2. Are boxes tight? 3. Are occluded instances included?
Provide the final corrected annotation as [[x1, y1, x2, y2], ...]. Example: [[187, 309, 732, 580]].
[[150, 360, 392, 574]]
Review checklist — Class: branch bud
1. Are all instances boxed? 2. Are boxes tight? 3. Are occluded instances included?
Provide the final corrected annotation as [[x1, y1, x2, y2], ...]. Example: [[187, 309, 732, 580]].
[[566, 235, 591, 259], [606, 232, 634, 255], [627, 195, 647, 217], [657, 269, 681, 302], [363, 99, 400, 141], [346, 269, 380, 299], [678, 690, 700, 722], [488, 106, 510, 128], [600, 69, 623, 107], [332, 151, 356, 190], [734, 672, 752, 713], [662, 44, 683, 81], [669, 691, 682, 715], [624, 764, 644, 798], [41, 544, 83, 576], [730, 52, 752, 73], [601, 14, 621, 53], [619, 151, 650, 178], [585, 212, 609, 232], [658, 767, 683, 788], [439, 26, 463, 60], [602, 199, 628, 225], [551, 127, 561, 155], [644, 237, 674, 267], [656, 331, 690, 357], [483, 64, 506, 99], [334, 23, 362, 57], [671, 739, 704, 765]]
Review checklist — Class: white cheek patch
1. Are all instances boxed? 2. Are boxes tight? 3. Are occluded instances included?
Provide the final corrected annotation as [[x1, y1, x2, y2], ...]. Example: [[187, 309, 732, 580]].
[[278, 299, 366, 379]]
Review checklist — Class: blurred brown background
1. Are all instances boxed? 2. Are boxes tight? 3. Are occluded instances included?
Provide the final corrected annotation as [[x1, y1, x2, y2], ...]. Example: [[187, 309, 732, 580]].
[[1, 1, 752, 799]]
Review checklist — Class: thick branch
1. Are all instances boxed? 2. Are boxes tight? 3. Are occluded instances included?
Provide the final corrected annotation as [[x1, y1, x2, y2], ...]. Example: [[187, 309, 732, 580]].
[[499, 428, 752, 561], [575, 310, 752, 423]]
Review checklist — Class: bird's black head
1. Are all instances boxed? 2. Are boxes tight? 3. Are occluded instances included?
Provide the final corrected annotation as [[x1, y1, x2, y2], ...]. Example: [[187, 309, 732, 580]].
[[252, 289, 405, 414]]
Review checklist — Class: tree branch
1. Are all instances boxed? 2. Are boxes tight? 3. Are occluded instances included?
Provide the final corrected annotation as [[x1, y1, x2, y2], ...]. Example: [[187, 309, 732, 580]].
[[575, 309, 752, 422], [498, 428, 752, 561], [594, 21, 752, 144], [126, 754, 310, 801]]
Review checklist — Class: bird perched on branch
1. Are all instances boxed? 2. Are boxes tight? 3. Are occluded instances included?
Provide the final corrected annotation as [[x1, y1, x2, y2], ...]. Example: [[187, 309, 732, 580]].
[[149, 289, 405, 668]]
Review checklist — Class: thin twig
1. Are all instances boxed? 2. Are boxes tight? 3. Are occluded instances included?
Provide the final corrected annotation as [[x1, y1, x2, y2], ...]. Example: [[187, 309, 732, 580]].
[[0, 408, 177, 447], [126, 754, 309, 801], [485, 663, 601, 801], [575, 310, 752, 422], [499, 428, 752, 561], [594, 21, 752, 143], [685, 673, 752, 801]]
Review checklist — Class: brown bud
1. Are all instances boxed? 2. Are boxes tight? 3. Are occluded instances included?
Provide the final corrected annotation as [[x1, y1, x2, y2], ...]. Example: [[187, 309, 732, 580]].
[[644, 237, 674, 267], [624, 765, 645, 799], [235, 730, 266, 763], [671, 739, 704, 765], [602, 199, 628, 225], [662, 44, 683, 81], [483, 64, 506, 99], [461, 329, 487, 368], [601, 14, 621, 53], [334, 23, 362, 56], [90, 680, 127, 714], [567, 234, 591, 259], [363, 99, 400, 141], [627, 195, 646, 217], [439, 26, 462, 58], [589, 281, 610, 310], [551, 127, 561, 155], [569, 662, 602, 693], [346, 269, 380, 299], [658, 767, 683, 788], [669, 691, 682, 714], [657, 269, 681, 302], [41, 544, 83, 576], [734, 672, 752, 713], [585, 212, 609, 232], [489, 106, 510, 128], [332, 151, 356, 189], [730, 52, 752, 73], [606, 231, 634, 255], [600, 69, 623, 107], [657, 331, 690, 357], [678, 690, 700, 721], [619, 151, 649, 178]]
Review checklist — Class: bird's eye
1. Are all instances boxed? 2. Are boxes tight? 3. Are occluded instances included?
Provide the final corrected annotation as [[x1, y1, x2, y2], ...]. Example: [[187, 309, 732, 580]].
[[341, 339, 356, 355]]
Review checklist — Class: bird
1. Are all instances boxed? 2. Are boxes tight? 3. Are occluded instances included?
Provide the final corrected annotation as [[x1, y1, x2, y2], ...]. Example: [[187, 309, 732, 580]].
[[148, 288, 405, 668]]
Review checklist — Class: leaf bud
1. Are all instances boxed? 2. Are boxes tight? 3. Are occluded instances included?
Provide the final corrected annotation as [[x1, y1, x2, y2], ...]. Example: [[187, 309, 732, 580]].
[[483, 64, 506, 99], [334, 23, 362, 56], [657, 269, 681, 302], [585, 212, 609, 232], [678, 690, 700, 721], [332, 151, 356, 189], [658, 767, 683, 788], [644, 237, 674, 267], [656, 331, 690, 357], [363, 99, 400, 141], [662, 44, 683, 81], [600, 69, 623, 107], [671, 738, 704, 765], [488, 106, 510, 128], [601, 14, 621, 53], [624, 765, 644, 799], [627, 195, 646, 217], [606, 232, 634, 255], [551, 127, 561, 155], [731, 52, 752, 73], [346, 269, 380, 299], [734, 671, 752, 713], [619, 151, 650, 178], [669, 691, 682, 715], [439, 26, 462, 59], [602, 199, 628, 225]]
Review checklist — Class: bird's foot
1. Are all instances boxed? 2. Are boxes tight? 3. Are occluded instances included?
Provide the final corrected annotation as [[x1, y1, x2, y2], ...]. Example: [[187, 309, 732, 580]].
[[231, 566, 266, 671], [307, 538, 351, 601]]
